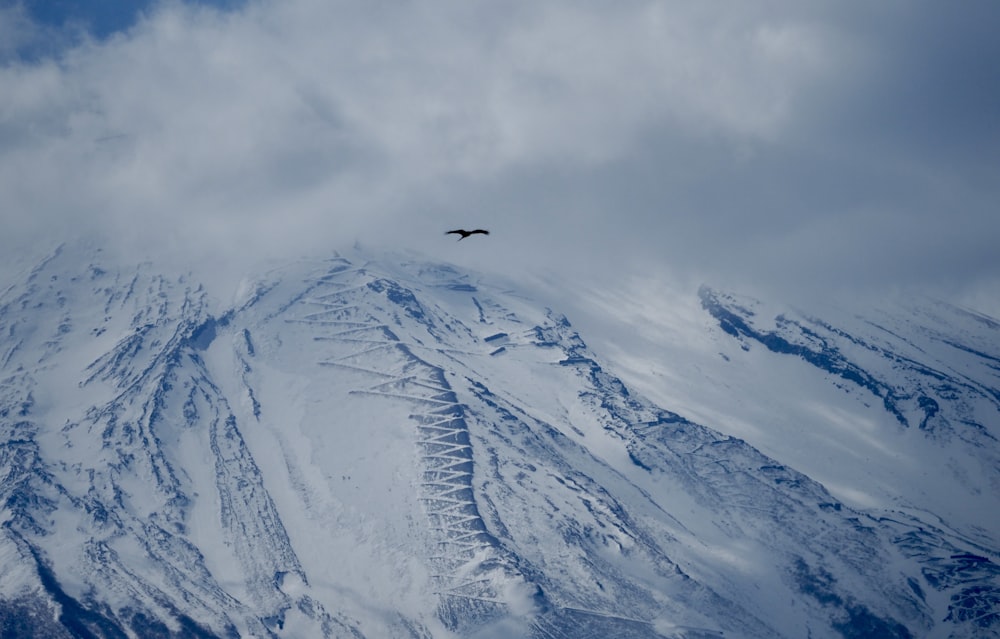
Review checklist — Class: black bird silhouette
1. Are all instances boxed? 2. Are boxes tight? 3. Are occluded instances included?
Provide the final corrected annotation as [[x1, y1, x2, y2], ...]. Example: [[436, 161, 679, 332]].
[[446, 229, 490, 240]]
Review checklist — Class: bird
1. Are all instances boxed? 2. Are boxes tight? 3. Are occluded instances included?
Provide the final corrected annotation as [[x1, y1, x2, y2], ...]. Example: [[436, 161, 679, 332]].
[[446, 229, 490, 240]]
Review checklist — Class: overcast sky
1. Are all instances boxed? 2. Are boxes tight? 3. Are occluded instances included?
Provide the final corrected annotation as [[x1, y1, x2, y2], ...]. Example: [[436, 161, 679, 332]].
[[2, 0, 999, 315]]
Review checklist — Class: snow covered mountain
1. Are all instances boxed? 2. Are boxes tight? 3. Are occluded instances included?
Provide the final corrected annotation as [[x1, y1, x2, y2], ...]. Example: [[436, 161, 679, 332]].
[[1, 243, 997, 638]]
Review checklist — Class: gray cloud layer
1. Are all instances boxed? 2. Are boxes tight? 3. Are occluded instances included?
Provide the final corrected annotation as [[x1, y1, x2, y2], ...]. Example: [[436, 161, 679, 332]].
[[2, 1, 998, 313]]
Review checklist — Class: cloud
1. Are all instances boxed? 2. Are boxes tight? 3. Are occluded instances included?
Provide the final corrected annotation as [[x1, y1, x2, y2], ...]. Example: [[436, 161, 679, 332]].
[[1, 0, 998, 314]]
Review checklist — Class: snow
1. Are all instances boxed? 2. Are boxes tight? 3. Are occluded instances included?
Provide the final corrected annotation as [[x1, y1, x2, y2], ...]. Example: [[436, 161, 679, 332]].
[[538, 273, 1000, 542], [0, 243, 997, 637]]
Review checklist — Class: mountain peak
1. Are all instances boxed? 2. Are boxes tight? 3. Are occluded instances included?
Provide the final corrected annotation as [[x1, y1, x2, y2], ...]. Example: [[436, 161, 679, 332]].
[[1, 246, 997, 637]]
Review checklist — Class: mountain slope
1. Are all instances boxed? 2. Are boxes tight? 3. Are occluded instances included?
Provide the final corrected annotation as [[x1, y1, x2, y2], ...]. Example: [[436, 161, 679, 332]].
[[695, 286, 1000, 634], [0, 244, 997, 637]]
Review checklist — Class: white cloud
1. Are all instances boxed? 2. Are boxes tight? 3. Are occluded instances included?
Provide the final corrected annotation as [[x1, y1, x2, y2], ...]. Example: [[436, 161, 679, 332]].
[[1, 0, 998, 314]]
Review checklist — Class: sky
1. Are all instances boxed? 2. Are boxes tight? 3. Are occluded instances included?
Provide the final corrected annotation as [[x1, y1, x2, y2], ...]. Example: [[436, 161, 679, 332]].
[[2, 0, 999, 316]]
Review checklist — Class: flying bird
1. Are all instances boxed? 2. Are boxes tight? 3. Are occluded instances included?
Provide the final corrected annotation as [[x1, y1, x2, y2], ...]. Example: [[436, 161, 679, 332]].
[[446, 229, 490, 240]]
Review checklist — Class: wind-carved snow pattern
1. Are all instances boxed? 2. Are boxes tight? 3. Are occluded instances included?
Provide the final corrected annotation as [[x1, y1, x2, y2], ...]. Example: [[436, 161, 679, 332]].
[[283, 259, 520, 631]]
